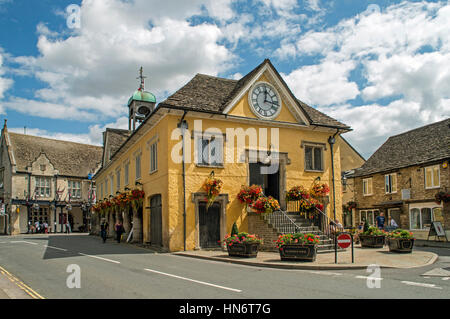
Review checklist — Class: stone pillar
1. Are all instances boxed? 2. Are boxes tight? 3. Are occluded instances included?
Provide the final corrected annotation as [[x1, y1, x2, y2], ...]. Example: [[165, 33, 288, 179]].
[[443, 201, 450, 230], [131, 206, 143, 243], [108, 210, 115, 236]]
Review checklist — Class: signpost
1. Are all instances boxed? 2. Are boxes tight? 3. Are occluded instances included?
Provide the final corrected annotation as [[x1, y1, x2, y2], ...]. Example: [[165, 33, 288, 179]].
[[336, 233, 355, 264], [427, 221, 448, 242]]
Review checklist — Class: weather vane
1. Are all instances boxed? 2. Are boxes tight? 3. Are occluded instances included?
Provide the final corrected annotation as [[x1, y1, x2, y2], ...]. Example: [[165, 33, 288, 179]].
[[137, 66, 147, 91]]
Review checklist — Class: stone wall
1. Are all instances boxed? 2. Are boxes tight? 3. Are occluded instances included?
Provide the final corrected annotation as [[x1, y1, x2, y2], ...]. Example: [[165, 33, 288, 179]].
[[247, 213, 279, 251]]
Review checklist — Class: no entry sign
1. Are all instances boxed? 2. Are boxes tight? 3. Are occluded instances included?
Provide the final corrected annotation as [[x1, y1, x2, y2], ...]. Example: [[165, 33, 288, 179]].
[[337, 233, 352, 249]]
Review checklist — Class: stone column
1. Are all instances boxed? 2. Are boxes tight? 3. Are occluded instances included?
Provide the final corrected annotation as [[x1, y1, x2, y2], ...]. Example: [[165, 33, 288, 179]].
[[108, 210, 115, 236], [122, 206, 131, 238], [131, 206, 143, 243]]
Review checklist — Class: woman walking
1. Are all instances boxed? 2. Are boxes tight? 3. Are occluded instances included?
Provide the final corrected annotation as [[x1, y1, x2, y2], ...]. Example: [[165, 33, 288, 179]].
[[115, 221, 124, 243]]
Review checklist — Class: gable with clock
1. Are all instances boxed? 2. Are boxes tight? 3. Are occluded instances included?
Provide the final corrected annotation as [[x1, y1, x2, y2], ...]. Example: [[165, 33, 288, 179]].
[[248, 82, 282, 120]]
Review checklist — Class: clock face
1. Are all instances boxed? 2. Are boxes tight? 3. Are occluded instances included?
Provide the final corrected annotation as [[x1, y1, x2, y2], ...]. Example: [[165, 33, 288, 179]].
[[249, 83, 281, 119]]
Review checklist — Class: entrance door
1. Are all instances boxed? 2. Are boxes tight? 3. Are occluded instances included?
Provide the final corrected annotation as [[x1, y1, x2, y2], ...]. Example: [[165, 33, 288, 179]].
[[199, 202, 221, 248], [249, 162, 280, 200], [150, 195, 162, 247]]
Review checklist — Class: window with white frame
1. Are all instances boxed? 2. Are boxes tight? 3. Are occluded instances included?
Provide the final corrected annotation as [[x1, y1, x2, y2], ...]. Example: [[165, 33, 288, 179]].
[[359, 209, 379, 226], [363, 178, 373, 196], [410, 207, 434, 230], [124, 162, 129, 186], [196, 135, 223, 166], [116, 169, 121, 191], [135, 153, 142, 180], [424, 165, 440, 189], [385, 173, 397, 194], [35, 176, 51, 197], [68, 180, 81, 198], [304, 145, 323, 171], [150, 142, 158, 173]]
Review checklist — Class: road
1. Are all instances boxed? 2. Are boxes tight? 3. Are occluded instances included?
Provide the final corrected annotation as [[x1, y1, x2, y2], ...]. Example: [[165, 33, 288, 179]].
[[0, 234, 449, 299]]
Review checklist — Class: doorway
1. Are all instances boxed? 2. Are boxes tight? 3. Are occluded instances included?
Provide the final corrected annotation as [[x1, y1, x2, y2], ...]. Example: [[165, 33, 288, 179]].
[[150, 195, 162, 247], [199, 202, 221, 248], [249, 162, 280, 200]]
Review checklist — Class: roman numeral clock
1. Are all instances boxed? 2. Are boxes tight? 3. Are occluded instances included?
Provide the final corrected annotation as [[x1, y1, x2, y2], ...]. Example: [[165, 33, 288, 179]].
[[248, 82, 282, 120]]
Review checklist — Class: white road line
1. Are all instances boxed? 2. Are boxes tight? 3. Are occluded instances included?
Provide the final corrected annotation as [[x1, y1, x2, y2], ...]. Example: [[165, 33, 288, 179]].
[[44, 245, 68, 252], [144, 268, 242, 293], [78, 253, 121, 264], [355, 276, 383, 280], [442, 277, 450, 281], [308, 271, 343, 276], [11, 241, 38, 245], [401, 281, 442, 289]]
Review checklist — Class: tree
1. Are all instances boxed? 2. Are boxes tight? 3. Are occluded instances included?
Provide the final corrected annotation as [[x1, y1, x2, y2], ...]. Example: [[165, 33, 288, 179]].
[[231, 222, 239, 236]]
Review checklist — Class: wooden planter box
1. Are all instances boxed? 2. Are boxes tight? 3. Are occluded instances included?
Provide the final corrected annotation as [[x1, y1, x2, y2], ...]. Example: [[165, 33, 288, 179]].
[[388, 238, 414, 253], [227, 242, 260, 258], [279, 244, 317, 262], [359, 235, 386, 248]]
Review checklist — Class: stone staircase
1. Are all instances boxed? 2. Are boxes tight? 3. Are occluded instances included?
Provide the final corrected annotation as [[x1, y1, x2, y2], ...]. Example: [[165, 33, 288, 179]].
[[251, 210, 343, 253]]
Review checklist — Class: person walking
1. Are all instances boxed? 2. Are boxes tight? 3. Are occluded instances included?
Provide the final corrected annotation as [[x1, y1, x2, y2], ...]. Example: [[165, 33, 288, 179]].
[[115, 221, 124, 244], [100, 218, 108, 243], [376, 212, 386, 230]]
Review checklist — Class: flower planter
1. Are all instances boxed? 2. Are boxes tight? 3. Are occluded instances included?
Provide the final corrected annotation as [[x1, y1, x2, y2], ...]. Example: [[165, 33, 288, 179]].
[[279, 244, 317, 262], [227, 242, 260, 258], [359, 235, 385, 248], [388, 238, 414, 253]]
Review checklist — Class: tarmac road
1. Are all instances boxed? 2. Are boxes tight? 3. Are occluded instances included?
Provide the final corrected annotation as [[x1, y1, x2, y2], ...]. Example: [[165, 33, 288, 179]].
[[0, 234, 449, 299]]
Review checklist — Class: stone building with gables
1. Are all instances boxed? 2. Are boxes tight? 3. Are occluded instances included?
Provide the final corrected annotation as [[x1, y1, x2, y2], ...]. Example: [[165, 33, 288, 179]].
[[351, 118, 450, 239], [0, 121, 103, 234]]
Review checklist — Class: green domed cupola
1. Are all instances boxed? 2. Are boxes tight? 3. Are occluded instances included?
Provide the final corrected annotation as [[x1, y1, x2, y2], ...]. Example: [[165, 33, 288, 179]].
[[128, 67, 156, 131]]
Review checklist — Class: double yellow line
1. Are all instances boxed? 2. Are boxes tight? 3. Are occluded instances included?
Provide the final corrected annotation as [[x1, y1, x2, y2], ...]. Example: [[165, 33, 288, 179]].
[[0, 265, 45, 299]]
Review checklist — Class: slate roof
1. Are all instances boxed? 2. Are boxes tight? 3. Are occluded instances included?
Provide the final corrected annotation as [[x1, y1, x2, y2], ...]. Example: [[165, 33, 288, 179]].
[[353, 118, 450, 177], [160, 59, 349, 130], [8, 132, 103, 178], [105, 128, 131, 158]]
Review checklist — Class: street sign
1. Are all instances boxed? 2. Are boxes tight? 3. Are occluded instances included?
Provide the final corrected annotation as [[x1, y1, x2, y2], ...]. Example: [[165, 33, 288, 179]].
[[427, 221, 448, 242], [337, 233, 352, 249]]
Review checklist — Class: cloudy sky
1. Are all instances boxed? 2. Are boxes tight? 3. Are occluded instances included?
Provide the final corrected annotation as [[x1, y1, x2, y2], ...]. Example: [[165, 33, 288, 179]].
[[0, 0, 449, 160]]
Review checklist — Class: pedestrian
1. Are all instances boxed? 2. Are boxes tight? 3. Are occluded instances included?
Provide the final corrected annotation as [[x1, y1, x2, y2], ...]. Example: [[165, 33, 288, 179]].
[[115, 220, 124, 243], [35, 221, 39, 233], [65, 221, 72, 234], [100, 218, 108, 243], [376, 212, 386, 230], [43, 222, 49, 234]]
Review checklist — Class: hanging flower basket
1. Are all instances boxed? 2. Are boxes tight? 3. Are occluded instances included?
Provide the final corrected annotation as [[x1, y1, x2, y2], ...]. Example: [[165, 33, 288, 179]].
[[251, 196, 280, 215], [435, 191, 450, 204], [202, 172, 223, 209], [286, 185, 309, 202], [128, 189, 145, 210], [310, 183, 330, 198], [237, 185, 263, 206]]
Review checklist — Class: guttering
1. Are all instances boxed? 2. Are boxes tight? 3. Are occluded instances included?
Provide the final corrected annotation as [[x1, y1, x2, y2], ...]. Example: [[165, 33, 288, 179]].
[[177, 111, 188, 251], [328, 129, 340, 222]]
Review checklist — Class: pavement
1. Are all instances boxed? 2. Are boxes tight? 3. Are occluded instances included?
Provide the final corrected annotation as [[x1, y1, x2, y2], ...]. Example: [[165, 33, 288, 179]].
[[0, 264, 37, 299], [175, 246, 439, 270], [414, 239, 450, 249]]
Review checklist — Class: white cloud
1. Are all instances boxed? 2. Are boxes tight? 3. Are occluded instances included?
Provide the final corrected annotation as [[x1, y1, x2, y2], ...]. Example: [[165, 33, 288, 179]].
[[278, 1, 450, 157], [0, 52, 13, 101], [8, 0, 235, 122]]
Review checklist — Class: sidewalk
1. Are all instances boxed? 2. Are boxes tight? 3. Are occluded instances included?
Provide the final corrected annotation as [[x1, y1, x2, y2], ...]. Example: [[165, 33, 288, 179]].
[[414, 239, 450, 249], [175, 246, 438, 270]]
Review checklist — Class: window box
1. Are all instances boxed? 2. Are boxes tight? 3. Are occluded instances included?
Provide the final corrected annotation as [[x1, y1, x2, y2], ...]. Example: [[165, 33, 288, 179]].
[[227, 242, 260, 258], [278, 244, 317, 262]]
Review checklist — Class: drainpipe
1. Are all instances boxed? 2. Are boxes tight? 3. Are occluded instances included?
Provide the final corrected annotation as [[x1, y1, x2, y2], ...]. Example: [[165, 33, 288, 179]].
[[177, 112, 188, 251], [328, 130, 340, 222]]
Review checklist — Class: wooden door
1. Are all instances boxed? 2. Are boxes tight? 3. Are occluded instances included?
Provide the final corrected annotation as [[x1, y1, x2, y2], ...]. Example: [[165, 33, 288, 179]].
[[150, 195, 162, 246], [199, 202, 221, 248]]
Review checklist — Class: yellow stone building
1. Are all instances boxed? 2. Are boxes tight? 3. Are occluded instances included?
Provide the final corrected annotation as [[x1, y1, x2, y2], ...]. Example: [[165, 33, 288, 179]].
[[93, 59, 352, 252]]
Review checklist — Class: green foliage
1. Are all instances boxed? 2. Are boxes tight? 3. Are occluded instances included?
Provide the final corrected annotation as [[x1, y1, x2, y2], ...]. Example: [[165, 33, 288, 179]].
[[231, 222, 239, 236], [362, 226, 385, 236], [363, 221, 369, 233], [387, 229, 414, 239]]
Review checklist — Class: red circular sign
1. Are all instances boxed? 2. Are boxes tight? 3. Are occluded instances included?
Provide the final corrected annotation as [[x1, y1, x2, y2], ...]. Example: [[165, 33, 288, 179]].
[[337, 233, 352, 249]]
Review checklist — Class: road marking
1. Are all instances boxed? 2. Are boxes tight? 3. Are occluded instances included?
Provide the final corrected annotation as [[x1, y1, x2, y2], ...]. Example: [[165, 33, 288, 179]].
[[401, 281, 442, 289], [11, 241, 38, 245], [0, 265, 45, 299], [308, 270, 343, 276], [355, 276, 383, 280], [78, 253, 121, 264], [144, 268, 242, 293], [442, 277, 450, 281], [44, 245, 68, 252]]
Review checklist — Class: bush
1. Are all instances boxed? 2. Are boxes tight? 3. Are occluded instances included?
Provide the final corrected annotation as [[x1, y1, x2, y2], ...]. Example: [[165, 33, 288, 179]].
[[231, 222, 239, 236], [275, 233, 320, 248], [387, 229, 414, 239], [223, 232, 262, 246], [362, 226, 385, 236]]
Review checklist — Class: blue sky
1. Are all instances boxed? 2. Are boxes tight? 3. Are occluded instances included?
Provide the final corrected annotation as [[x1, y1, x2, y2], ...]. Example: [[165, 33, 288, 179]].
[[0, 0, 449, 159]]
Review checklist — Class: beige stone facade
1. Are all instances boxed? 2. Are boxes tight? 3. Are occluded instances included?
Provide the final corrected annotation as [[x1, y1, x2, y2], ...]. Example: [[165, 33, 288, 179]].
[[0, 122, 102, 235]]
